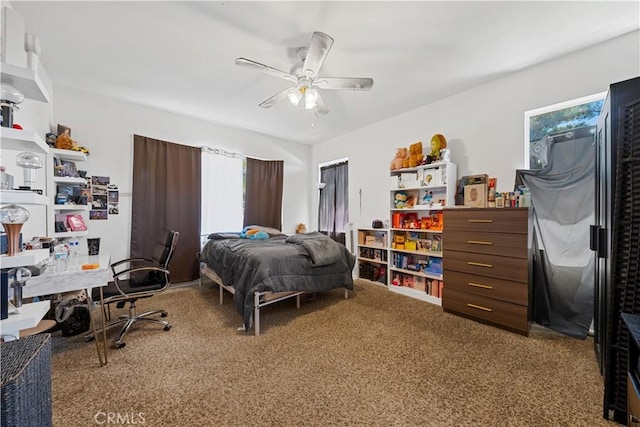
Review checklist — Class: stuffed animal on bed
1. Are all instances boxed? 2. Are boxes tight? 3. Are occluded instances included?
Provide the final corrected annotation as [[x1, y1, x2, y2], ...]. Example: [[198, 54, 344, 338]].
[[240, 227, 269, 240]]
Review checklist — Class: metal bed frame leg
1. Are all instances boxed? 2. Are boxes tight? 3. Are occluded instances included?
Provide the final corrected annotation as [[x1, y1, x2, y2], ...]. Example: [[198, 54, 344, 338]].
[[219, 283, 224, 305], [254, 292, 260, 336], [345, 288, 349, 299], [296, 294, 301, 308]]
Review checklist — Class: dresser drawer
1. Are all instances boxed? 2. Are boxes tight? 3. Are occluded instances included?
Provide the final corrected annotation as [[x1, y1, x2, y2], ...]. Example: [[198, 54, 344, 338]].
[[443, 287, 529, 335], [443, 250, 528, 283], [444, 230, 528, 258], [443, 269, 528, 306], [444, 208, 529, 234]]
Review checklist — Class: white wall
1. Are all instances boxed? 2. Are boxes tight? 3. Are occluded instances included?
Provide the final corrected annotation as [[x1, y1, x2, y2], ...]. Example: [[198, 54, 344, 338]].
[[311, 31, 640, 231], [51, 86, 311, 262]]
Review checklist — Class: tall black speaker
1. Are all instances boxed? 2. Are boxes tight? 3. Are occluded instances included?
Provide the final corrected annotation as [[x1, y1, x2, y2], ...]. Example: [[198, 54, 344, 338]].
[[592, 76, 640, 423], [1, 270, 8, 320]]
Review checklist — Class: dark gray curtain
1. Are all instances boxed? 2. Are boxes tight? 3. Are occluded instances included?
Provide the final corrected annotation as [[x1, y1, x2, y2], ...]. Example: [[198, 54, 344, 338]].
[[516, 127, 595, 338], [244, 158, 283, 230], [132, 135, 201, 283], [318, 161, 348, 244]]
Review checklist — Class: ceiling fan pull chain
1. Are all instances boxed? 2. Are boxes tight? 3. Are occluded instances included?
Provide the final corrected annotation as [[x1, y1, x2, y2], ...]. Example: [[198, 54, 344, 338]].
[[311, 108, 315, 129]]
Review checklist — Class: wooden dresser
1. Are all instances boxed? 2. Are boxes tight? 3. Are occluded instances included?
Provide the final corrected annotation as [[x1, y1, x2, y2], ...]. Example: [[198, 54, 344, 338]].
[[442, 207, 532, 336]]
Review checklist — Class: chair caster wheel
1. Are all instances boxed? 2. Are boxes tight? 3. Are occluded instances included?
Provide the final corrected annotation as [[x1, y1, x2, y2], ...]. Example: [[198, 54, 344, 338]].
[[115, 341, 126, 349], [161, 312, 168, 317], [85, 336, 95, 343], [164, 325, 171, 331]]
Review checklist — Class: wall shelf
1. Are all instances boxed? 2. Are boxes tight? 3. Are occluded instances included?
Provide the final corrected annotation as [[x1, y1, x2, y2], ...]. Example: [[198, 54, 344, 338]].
[[0, 127, 49, 154], [0, 249, 49, 269], [52, 176, 86, 185], [53, 231, 88, 238], [0, 62, 52, 103], [0, 190, 48, 205], [50, 148, 87, 162], [52, 204, 89, 211]]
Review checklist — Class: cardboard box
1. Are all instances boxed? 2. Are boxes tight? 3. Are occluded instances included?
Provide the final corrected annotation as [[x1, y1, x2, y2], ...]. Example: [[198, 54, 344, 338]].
[[464, 183, 487, 208]]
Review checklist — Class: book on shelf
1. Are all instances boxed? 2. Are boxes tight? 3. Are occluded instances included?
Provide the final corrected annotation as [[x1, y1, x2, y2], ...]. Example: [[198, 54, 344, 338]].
[[66, 214, 87, 231]]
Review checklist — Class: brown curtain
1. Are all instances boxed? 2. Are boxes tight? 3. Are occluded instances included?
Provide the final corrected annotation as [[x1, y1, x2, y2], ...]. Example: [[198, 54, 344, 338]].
[[244, 158, 283, 230], [131, 135, 201, 282]]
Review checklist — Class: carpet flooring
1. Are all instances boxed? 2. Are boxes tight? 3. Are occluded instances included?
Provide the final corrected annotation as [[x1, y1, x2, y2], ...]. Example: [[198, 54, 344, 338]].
[[48, 280, 617, 427]]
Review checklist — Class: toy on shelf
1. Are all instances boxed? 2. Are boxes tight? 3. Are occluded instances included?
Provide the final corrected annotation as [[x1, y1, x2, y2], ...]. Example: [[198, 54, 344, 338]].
[[390, 147, 408, 170], [426, 134, 447, 164], [55, 127, 90, 155], [408, 141, 424, 168]]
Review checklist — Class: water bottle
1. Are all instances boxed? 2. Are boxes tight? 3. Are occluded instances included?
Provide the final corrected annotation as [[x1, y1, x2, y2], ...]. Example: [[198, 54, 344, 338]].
[[54, 244, 68, 272], [69, 237, 79, 258], [68, 237, 80, 266]]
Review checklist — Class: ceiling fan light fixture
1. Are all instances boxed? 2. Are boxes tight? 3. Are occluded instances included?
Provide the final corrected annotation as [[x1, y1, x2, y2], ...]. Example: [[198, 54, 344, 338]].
[[288, 89, 302, 106], [305, 88, 319, 110]]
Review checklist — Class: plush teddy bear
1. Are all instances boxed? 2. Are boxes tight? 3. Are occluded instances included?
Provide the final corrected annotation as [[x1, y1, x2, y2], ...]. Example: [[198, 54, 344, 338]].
[[390, 147, 407, 170], [408, 141, 424, 168], [55, 129, 90, 155]]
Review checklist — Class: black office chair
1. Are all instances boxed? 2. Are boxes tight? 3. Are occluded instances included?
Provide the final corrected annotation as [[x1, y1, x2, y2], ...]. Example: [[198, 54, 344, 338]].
[[86, 230, 179, 349]]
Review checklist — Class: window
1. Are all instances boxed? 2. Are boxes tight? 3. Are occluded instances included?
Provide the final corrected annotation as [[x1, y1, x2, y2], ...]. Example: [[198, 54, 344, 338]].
[[524, 92, 605, 169], [201, 148, 245, 240]]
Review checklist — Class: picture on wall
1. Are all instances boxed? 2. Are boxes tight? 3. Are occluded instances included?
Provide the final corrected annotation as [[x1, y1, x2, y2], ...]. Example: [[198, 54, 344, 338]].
[[90, 175, 110, 220], [108, 184, 119, 214], [90, 210, 108, 220]]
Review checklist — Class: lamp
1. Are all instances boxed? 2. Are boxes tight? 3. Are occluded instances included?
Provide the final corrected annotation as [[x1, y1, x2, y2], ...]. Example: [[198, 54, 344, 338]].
[[0, 84, 24, 128], [288, 89, 303, 106], [16, 152, 42, 189], [0, 204, 30, 256], [305, 88, 319, 110]]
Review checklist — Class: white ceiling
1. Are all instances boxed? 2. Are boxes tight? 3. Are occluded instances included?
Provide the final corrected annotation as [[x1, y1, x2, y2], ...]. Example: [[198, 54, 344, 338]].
[[11, 1, 640, 145]]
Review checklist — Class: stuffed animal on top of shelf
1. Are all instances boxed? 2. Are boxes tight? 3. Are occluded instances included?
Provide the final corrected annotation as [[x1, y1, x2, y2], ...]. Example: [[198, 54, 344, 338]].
[[390, 147, 408, 170], [55, 128, 90, 155], [408, 141, 424, 168], [426, 134, 447, 164]]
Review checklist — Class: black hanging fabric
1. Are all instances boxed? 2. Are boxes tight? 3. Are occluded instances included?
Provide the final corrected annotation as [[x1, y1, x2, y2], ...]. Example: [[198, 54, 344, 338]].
[[516, 128, 596, 338]]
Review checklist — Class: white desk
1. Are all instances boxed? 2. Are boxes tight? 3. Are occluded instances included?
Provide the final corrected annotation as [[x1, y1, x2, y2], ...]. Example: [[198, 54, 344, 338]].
[[16, 253, 112, 366], [25, 253, 112, 298]]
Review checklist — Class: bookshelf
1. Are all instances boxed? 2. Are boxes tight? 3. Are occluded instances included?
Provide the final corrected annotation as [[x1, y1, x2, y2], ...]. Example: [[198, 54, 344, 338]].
[[388, 161, 457, 305], [356, 228, 388, 286], [49, 148, 89, 239]]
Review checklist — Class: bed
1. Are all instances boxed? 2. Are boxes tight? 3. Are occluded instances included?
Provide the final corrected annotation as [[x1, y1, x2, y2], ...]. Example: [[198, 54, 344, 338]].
[[199, 230, 355, 335]]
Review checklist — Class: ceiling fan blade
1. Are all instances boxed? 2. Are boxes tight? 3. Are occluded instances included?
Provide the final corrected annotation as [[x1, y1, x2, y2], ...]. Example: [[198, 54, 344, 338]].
[[235, 58, 297, 83], [314, 77, 374, 91], [258, 86, 298, 109], [314, 92, 329, 116], [302, 32, 334, 78]]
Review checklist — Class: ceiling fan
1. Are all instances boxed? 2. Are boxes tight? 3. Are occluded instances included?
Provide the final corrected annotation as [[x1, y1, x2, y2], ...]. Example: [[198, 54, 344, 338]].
[[235, 31, 373, 116]]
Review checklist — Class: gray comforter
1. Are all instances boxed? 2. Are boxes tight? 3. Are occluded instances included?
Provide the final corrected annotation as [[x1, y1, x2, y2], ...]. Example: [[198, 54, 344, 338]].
[[200, 232, 355, 327]]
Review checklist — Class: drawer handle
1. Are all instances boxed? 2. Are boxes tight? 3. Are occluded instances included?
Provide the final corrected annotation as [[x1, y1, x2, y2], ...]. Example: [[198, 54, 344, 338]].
[[468, 261, 493, 268], [468, 219, 493, 223], [468, 282, 493, 290], [467, 303, 492, 312], [468, 240, 493, 245]]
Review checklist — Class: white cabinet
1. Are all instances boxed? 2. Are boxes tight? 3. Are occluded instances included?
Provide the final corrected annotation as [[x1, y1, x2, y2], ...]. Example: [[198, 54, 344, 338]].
[[388, 161, 457, 305], [356, 228, 388, 286], [49, 148, 89, 238]]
